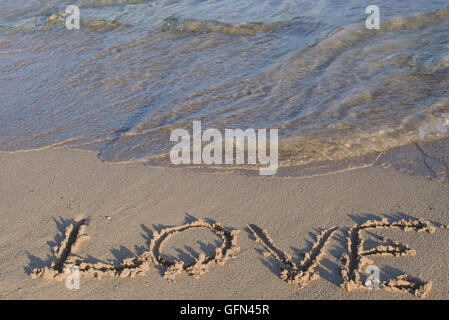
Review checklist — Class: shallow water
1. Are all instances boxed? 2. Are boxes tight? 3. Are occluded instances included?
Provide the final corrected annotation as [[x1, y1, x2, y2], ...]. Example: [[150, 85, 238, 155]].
[[0, 1, 448, 175]]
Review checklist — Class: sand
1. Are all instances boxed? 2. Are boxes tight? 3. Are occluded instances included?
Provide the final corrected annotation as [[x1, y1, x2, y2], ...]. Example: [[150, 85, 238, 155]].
[[0, 148, 448, 299]]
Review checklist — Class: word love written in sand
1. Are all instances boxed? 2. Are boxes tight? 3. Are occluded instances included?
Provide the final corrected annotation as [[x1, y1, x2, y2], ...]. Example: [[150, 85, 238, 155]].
[[31, 216, 448, 298]]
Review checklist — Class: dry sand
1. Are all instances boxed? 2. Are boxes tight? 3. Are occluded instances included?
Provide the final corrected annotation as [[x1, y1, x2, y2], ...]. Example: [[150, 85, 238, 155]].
[[0, 148, 448, 299]]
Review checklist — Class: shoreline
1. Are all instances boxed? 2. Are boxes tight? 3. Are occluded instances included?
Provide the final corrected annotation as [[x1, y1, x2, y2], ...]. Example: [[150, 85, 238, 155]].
[[1, 137, 447, 181], [0, 148, 448, 299]]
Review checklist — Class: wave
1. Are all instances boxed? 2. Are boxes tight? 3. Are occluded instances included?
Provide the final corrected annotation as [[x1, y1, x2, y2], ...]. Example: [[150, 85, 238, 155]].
[[160, 16, 303, 36], [1, 3, 448, 179]]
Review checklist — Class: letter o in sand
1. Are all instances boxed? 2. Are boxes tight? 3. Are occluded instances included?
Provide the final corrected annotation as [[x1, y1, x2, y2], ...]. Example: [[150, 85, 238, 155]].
[[147, 219, 240, 281]]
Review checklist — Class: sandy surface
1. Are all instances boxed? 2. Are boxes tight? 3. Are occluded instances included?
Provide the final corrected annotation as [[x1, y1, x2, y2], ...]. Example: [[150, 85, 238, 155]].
[[0, 149, 448, 299]]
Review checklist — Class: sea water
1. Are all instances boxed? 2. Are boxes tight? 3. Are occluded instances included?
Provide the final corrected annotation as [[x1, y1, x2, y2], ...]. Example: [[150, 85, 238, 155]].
[[0, 0, 448, 177]]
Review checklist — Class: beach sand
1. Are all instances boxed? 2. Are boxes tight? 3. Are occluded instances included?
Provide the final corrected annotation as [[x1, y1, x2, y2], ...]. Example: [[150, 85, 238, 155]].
[[0, 148, 448, 299]]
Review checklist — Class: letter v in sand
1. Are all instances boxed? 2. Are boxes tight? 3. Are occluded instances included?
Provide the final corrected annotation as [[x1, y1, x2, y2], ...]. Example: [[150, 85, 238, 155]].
[[248, 224, 337, 288]]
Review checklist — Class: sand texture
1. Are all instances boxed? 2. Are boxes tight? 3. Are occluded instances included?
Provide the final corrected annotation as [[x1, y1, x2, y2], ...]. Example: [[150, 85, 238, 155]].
[[0, 149, 448, 299]]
